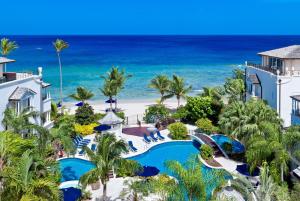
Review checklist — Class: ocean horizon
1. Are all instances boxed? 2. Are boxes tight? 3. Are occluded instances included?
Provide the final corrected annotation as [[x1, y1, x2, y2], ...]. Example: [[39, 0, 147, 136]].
[[3, 35, 300, 102]]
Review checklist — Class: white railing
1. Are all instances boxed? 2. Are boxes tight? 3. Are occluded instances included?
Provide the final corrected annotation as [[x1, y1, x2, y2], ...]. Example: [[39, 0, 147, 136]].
[[16, 72, 33, 80]]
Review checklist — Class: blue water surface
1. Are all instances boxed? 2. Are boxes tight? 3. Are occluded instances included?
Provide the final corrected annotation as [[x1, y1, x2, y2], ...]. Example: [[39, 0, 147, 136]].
[[211, 134, 245, 153], [5, 35, 300, 101], [59, 158, 95, 182]]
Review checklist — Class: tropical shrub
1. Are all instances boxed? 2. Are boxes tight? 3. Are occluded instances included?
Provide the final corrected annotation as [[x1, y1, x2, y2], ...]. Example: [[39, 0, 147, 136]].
[[184, 96, 213, 123], [116, 111, 125, 120], [74, 123, 98, 136], [172, 106, 188, 121], [75, 103, 95, 125], [200, 144, 214, 160], [222, 142, 233, 155], [196, 118, 214, 134], [168, 122, 188, 140], [144, 104, 170, 123]]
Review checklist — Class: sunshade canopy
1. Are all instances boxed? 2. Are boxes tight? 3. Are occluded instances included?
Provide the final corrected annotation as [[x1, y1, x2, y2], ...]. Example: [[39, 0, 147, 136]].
[[98, 111, 123, 125]]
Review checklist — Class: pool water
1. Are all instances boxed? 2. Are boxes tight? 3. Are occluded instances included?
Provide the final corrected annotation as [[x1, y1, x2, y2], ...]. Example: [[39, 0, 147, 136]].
[[211, 134, 245, 153], [59, 158, 95, 182], [59, 141, 228, 199]]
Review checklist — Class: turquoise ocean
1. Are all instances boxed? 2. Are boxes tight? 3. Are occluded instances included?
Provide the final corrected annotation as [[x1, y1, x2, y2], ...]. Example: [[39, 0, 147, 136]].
[[3, 35, 300, 101]]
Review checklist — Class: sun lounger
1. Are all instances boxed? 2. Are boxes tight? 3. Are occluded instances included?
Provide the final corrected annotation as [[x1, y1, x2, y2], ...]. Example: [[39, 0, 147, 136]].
[[77, 136, 91, 143], [150, 132, 158, 142], [143, 134, 151, 143], [91, 144, 97, 152], [78, 149, 85, 155], [128, 141, 138, 152], [156, 131, 165, 140]]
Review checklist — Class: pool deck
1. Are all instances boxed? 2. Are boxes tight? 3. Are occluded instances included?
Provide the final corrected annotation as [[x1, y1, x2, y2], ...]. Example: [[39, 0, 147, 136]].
[[59, 123, 249, 201]]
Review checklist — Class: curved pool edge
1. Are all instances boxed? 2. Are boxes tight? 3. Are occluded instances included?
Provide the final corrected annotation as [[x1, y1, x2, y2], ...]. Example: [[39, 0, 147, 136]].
[[59, 180, 80, 189], [124, 139, 193, 159]]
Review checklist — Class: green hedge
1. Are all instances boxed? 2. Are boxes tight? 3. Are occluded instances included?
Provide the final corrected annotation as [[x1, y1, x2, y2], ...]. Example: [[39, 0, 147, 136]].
[[167, 122, 188, 140], [200, 144, 214, 160]]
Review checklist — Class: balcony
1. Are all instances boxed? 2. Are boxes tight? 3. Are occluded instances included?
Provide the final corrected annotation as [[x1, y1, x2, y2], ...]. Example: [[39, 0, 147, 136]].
[[0, 72, 33, 84], [247, 62, 283, 75]]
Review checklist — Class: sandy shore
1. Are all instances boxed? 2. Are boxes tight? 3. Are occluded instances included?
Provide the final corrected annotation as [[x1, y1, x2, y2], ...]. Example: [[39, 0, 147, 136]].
[[65, 98, 185, 117]]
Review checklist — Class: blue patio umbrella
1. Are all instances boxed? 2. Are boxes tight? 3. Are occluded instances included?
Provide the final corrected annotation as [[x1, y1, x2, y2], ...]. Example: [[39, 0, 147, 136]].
[[236, 163, 260, 176], [61, 187, 81, 201], [75, 102, 83, 107], [105, 99, 116, 103], [94, 124, 111, 132], [137, 166, 160, 177]]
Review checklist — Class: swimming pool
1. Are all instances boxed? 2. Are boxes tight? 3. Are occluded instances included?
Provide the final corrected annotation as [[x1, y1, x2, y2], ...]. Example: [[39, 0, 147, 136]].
[[211, 134, 245, 153], [59, 141, 228, 199], [59, 158, 95, 182]]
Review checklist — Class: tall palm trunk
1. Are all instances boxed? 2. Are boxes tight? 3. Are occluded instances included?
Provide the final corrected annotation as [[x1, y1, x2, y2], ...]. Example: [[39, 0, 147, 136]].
[[109, 96, 113, 111], [177, 96, 180, 108], [57, 52, 63, 113], [281, 164, 284, 182], [102, 182, 107, 201]]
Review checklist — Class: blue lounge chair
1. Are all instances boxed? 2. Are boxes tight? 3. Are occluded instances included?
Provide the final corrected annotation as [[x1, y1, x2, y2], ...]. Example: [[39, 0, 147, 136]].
[[77, 136, 91, 143], [150, 132, 158, 142], [143, 134, 151, 144], [156, 131, 165, 140], [78, 149, 85, 155], [128, 141, 138, 152], [73, 138, 88, 148], [91, 144, 97, 152]]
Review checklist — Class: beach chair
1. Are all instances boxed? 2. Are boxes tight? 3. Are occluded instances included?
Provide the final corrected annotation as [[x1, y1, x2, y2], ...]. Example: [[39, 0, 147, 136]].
[[143, 134, 151, 144], [77, 135, 91, 143], [78, 149, 85, 155], [150, 132, 158, 142], [128, 141, 138, 152], [91, 144, 97, 152], [156, 131, 165, 140]]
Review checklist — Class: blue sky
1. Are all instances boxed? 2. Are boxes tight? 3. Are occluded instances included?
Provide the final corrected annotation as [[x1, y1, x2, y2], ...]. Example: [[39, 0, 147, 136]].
[[1, 0, 300, 35]]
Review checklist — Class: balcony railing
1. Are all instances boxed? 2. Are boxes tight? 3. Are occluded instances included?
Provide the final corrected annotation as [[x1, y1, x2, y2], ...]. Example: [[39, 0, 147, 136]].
[[0, 72, 33, 84], [247, 62, 283, 75]]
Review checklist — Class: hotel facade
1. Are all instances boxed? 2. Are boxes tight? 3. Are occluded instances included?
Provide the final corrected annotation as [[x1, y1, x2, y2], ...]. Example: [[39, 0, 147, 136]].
[[246, 45, 300, 127], [0, 57, 53, 131]]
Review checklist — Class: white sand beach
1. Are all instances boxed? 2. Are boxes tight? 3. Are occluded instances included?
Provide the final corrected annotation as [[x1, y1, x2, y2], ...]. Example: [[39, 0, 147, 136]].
[[65, 98, 185, 117]]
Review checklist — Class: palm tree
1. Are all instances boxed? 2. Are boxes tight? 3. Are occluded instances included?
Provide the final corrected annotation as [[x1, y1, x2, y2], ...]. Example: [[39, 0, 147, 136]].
[[70, 86, 94, 103], [165, 156, 224, 201], [53, 39, 69, 110], [224, 78, 245, 103], [246, 122, 289, 183], [1, 150, 60, 201], [120, 179, 149, 201], [256, 162, 277, 201], [0, 38, 18, 72], [2, 108, 39, 136], [163, 75, 192, 108], [219, 98, 281, 142], [149, 75, 170, 104], [101, 67, 131, 110], [80, 134, 139, 201], [100, 79, 117, 111], [150, 174, 177, 201]]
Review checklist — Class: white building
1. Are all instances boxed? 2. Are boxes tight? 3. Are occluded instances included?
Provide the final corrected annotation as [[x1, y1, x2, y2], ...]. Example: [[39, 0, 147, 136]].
[[246, 45, 300, 127], [0, 57, 53, 131]]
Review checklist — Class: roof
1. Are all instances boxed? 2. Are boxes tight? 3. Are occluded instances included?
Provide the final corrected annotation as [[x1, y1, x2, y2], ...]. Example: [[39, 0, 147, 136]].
[[41, 82, 51, 88], [248, 74, 260, 84], [291, 95, 300, 102], [258, 45, 300, 59], [9, 87, 37, 101], [0, 57, 15, 64], [98, 111, 123, 125]]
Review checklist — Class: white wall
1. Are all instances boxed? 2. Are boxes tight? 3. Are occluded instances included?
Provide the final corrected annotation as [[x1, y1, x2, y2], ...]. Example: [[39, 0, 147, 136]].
[[279, 75, 300, 127], [247, 65, 300, 127], [0, 76, 43, 131], [247, 67, 278, 109]]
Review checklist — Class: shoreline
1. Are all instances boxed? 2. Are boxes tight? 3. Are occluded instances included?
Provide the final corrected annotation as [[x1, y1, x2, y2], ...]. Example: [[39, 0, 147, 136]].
[[65, 98, 185, 116]]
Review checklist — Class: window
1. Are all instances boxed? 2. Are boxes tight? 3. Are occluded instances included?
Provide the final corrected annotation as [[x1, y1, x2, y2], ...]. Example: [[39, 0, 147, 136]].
[[292, 99, 300, 117], [268, 57, 283, 69]]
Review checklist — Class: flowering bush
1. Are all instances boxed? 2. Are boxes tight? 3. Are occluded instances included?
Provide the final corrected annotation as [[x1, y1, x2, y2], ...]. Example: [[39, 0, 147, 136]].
[[74, 123, 98, 136]]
